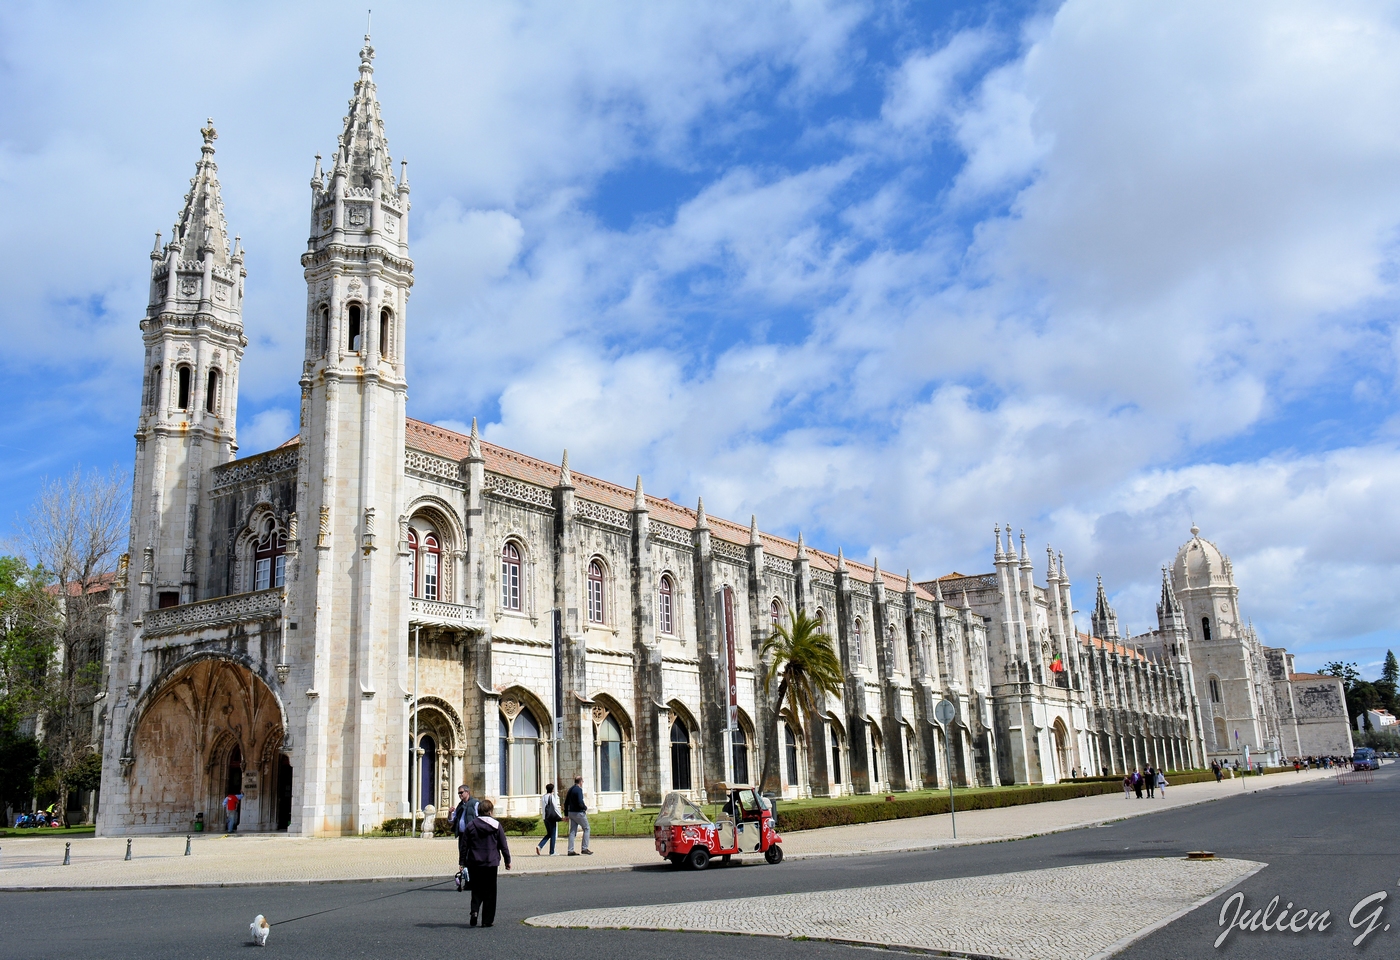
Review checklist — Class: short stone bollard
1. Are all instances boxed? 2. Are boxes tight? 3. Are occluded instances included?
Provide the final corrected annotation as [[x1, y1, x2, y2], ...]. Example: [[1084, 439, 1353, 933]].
[[184, 835, 192, 856], [63, 842, 71, 866], [124, 838, 132, 861]]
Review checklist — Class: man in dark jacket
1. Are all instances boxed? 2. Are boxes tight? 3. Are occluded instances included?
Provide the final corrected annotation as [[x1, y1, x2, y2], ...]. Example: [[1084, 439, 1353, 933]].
[[449, 785, 479, 891], [564, 775, 592, 855], [462, 799, 511, 927]]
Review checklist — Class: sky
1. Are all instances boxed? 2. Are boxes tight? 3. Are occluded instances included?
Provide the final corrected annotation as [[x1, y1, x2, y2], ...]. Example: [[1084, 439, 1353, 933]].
[[2, 0, 1399, 674]]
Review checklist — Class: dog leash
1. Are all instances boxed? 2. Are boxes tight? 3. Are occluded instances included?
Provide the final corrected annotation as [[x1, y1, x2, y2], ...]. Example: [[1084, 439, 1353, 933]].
[[274, 877, 454, 926]]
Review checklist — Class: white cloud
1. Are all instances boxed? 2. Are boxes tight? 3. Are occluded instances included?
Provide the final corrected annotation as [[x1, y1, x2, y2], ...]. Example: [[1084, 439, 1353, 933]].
[[238, 408, 295, 457]]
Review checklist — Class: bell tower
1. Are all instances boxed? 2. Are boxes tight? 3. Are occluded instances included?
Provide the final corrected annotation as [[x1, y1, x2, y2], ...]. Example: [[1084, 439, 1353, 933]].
[[131, 121, 246, 611], [290, 32, 413, 835]]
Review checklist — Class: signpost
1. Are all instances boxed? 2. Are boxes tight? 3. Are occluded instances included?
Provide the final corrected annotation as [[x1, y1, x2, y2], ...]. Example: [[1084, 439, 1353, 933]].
[[717, 586, 739, 782], [934, 698, 958, 839]]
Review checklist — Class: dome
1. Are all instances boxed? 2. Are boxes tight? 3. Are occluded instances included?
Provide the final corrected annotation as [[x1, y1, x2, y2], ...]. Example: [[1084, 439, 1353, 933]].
[[1171, 524, 1229, 591]]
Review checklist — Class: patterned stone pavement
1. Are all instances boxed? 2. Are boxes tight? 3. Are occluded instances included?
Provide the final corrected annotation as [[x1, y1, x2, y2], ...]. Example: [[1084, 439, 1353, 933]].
[[525, 856, 1266, 960], [0, 766, 1332, 889]]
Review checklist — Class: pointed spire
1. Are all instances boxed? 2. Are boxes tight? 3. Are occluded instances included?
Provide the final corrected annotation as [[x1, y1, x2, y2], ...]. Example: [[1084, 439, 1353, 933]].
[[836, 547, 848, 573], [934, 577, 945, 602], [749, 514, 761, 546], [170, 120, 232, 270], [961, 589, 971, 610], [399, 158, 410, 194], [467, 418, 481, 459], [1019, 529, 1030, 564], [1091, 574, 1119, 642], [796, 531, 807, 560], [311, 153, 323, 190], [634, 475, 645, 510], [1046, 545, 1058, 581], [694, 497, 708, 529], [993, 524, 1004, 561], [334, 31, 397, 191], [1157, 565, 1183, 619], [1058, 550, 1068, 583], [905, 569, 914, 593], [559, 449, 572, 487], [871, 557, 883, 584], [150, 231, 162, 260]]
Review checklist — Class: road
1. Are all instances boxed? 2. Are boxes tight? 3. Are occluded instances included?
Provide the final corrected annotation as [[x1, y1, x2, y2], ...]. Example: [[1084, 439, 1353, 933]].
[[1, 766, 1393, 960]]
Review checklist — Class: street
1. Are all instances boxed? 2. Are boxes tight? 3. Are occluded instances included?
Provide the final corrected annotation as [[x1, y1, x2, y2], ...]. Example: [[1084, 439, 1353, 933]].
[[0, 767, 1393, 960]]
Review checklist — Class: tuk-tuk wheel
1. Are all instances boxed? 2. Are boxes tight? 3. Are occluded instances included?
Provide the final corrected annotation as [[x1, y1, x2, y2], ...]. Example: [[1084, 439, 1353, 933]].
[[765, 844, 784, 865], [688, 847, 710, 870]]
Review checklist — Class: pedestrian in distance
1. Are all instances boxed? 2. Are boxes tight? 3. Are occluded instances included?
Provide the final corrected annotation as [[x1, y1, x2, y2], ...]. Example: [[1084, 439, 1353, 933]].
[[537, 783, 562, 856], [449, 785, 479, 892], [462, 799, 511, 928], [1145, 765, 1156, 798], [564, 775, 592, 855], [1156, 769, 1167, 796], [1132, 770, 1144, 799], [224, 791, 243, 833], [1212, 759, 1223, 782], [1122, 773, 1132, 799]]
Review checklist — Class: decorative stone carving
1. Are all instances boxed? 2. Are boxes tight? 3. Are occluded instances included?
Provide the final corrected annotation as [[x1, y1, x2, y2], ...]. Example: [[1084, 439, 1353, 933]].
[[210, 446, 298, 490], [576, 499, 629, 530], [317, 506, 331, 548], [500, 699, 521, 720], [347, 206, 368, 227], [591, 705, 608, 725], [484, 476, 552, 509], [141, 587, 284, 637], [711, 539, 747, 565], [648, 521, 692, 548], [404, 450, 462, 484], [180, 277, 198, 296]]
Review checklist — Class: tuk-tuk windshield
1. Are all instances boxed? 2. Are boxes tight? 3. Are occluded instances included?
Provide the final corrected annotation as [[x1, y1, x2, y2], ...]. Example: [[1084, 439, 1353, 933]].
[[657, 792, 710, 825]]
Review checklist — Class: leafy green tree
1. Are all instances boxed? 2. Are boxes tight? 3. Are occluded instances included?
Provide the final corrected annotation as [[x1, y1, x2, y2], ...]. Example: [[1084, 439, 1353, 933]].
[[0, 555, 58, 811], [760, 607, 844, 794]]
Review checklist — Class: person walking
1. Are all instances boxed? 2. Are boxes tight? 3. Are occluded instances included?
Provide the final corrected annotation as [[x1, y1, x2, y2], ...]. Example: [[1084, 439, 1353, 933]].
[[1156, 768, 1168, 796], [537, 783, 561, 856], [449, 785, 479, 892], [224, 791, 243, 833], [1145, 765, 1156, 799], [1132, 770, 1144, 799], [462, 799, 511, 928], [1122, 773, 1132, 799], [564, 775, 592, 856], [1212, 759, 1222, 782]]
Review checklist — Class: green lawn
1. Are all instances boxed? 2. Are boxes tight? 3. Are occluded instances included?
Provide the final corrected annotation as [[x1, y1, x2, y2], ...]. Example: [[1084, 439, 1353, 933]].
[[0, 825, 96, 838]]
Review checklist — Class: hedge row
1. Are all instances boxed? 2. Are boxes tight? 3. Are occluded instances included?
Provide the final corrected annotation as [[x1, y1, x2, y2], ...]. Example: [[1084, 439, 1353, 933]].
[[772, 767, 1260, 832], [379, 816, 541, 836]]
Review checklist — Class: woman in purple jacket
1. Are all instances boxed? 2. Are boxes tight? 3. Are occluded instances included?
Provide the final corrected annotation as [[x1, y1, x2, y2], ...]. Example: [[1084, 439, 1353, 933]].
[[462, 799, 512, 927]]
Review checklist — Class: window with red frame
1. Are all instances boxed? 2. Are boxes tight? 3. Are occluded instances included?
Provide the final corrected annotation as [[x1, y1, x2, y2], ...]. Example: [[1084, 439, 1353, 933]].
[[422, 534, 440, 601], [501, 542, 521, 611], [254, 519, 286, 591], [587, 560, 605, 623], [407, 529, 418, 597], [658, 575, 673, 635]]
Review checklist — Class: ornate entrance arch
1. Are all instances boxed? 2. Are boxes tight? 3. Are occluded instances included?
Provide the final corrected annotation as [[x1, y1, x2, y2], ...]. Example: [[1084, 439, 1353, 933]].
[[124, 656, 287, 832]]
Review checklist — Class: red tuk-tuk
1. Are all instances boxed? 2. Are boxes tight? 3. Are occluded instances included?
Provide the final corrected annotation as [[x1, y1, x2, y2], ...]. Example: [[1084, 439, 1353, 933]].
[[653, 783, 783, 869]]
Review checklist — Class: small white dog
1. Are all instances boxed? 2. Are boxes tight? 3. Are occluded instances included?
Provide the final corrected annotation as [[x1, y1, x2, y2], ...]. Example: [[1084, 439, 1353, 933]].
[[250, 915, 270, 947]]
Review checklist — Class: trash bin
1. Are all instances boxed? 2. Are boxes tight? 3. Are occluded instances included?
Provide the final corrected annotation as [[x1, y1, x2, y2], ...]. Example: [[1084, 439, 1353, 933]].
[[193, 812, 205, 832]]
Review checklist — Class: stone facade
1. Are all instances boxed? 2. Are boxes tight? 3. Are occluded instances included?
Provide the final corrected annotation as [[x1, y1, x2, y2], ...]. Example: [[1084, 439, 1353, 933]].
[[96, 38, 1325, 837]]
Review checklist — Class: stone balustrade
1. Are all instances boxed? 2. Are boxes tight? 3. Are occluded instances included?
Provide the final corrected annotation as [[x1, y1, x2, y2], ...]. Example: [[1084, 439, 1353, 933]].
[[141, 588, 284, 637], [409, 597, 483, 630]]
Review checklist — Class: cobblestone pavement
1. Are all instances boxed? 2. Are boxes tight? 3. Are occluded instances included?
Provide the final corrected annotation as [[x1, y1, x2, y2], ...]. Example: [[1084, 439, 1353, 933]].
[[525, 856, 1265, 960], [0, 767, 1333, 889]]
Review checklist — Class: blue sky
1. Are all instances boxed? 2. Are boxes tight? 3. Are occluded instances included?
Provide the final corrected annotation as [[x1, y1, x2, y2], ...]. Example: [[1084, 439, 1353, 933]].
[[3, 0, 1400, 673]]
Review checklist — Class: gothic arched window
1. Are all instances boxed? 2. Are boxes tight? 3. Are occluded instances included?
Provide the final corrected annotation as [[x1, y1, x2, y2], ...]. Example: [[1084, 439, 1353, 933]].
[[407, 529, 418, 598], [205, 368, 220, 414], [597, 715, 623, 792], [347, 302, 363, 352], [784, 723, 799, 785], [587, 560, 605, 623], [253, 519, 287, 591], [770, 599, 782, 630], [176, 365, 192, 410], [854, 618, 864, 666], [500, 708, 541, 797], [830, 726, 843, 784], [501, 542, 521, 611], [380, 307, 392, 360], [421, 534, 440, 601], [670, 719, 692, 790], [657, 575, 674, 635], [732, 723, 750, 784], [1202, 617, 1213, 642], [318, 305, 330, 357]]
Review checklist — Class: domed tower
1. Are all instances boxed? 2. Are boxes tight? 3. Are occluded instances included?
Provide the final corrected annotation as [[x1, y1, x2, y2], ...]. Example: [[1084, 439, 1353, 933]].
[[1170, 525, 1278, 764], [289, 32, 413, 835]]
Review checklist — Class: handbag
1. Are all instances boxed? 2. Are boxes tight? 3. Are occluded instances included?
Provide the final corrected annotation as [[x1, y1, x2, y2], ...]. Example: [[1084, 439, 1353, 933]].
[[543, 795, 561, 825]]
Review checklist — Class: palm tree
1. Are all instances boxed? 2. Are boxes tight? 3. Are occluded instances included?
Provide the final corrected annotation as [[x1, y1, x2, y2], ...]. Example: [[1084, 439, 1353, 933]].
[[760, 606, 844, 793]]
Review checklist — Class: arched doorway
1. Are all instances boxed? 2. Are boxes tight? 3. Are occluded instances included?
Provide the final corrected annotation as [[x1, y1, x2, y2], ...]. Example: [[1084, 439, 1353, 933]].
[[276, 755, 293, 831], [1052, 719, 1069, 781], [127, 657, 284, 833]]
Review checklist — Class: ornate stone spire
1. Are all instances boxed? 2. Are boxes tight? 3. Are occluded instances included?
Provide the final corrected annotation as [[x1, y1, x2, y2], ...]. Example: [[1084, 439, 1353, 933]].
[[994, 524, 1004, 561], [559, 449, 572, 487], [168, 119, 233, 270], [467, 418, 481, 459], [1019, 529, 1031, 565], [934, 577, 945, 602], [634, 475, 645, 510], [871, 557, 883, 584], [337, 29, 398, 191], [1157, 565, 1184, 620], [796, 531, 807, 560], [1046, 545, 1059, 582], [694, 497, 708, 529], [905, 569, 914, 594], [836, 547, 848, 573], [749, 514, 761, 546], [1091, 574, 1120, 642]]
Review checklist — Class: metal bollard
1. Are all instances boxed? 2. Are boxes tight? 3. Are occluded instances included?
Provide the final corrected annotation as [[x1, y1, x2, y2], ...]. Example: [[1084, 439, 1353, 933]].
[[64, 842, 71, 866], [124, 838, 132, 861], [184, 835, 192, 856]]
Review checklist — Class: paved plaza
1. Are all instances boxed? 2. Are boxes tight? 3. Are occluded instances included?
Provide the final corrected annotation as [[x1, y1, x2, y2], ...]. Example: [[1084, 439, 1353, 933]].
[[526, 856, 1264, 960], [0, 767, 1334, 889]]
